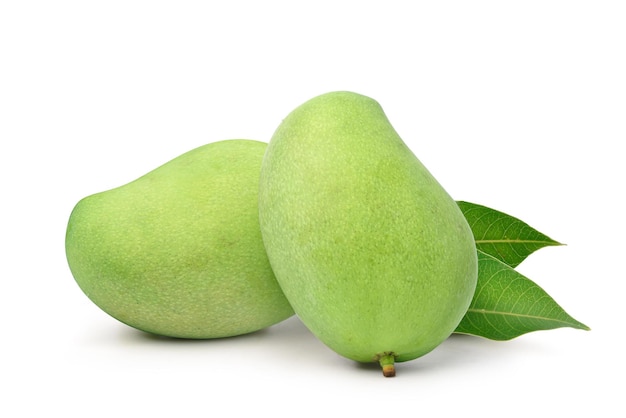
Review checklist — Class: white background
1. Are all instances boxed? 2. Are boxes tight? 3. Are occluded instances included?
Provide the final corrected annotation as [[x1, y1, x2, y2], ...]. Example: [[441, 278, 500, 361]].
[[2, 1, 624, 416]]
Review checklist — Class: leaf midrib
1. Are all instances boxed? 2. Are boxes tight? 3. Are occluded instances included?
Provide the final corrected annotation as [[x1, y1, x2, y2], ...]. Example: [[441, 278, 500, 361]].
[[475, 239, 559, 244], [466, 308, 579, 327]]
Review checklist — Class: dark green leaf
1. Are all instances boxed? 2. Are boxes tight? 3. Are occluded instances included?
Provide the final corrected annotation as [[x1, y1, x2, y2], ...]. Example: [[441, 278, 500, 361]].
[[457, 201, 562, 267], [454, 250, 590, 340]]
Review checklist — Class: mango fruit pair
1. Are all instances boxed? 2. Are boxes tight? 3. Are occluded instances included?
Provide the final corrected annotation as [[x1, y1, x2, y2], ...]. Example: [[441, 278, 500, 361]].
[[66, 92, 478, 376]]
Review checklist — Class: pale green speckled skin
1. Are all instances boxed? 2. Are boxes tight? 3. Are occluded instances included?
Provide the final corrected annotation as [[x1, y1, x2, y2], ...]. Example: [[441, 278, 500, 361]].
[[66, 139, 294, 339], [259, 92, 478, 363]]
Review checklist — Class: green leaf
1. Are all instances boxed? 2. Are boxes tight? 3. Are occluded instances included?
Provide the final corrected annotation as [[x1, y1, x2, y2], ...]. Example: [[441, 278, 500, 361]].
[[454, 250, 590, 340], [457, 201, 562, 267]]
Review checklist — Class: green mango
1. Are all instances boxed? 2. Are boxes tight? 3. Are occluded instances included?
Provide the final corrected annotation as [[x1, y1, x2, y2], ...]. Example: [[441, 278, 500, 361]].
[[258, 92, 478, 376], [66, 139, 294, 339]]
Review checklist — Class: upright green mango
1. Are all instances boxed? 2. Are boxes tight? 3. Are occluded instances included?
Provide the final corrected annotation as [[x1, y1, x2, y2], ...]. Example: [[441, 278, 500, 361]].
[[258, 92, 478, 376], [66, 139, 294, 339]]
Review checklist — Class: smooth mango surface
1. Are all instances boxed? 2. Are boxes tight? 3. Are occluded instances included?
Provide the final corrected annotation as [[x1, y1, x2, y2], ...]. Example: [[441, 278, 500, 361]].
[[259, 92, 478, 366], [66, 139, 294, 338]]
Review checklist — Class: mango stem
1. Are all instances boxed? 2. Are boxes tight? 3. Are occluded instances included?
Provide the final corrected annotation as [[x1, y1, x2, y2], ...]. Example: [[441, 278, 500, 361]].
[[377, 353, 396, 377]]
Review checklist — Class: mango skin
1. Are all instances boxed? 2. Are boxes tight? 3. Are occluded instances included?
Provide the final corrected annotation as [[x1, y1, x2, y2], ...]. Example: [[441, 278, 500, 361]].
[[66, 139, 294, 338], [258, 92, 478, 363]]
